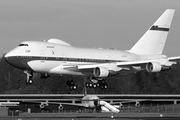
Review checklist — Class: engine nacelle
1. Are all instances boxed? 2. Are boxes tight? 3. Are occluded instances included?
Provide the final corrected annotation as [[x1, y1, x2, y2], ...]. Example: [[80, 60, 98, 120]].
[[30, 73, 49, 80], [135, 101, 140, 108], [93, 67, 109, 78], [58, 104, 63, 110], [146, 62, 162, 72]]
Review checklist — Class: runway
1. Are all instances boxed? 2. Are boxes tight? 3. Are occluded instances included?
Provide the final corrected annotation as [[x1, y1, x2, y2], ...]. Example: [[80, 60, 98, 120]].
[[0, 118, 180, 120], [0, 112, 180, 120]]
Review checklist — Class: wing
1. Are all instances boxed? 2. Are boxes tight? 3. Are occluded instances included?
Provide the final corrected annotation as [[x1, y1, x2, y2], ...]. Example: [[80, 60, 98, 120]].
[[110, 99, 151, 109], [62, 59, 173, 71], [62, 60, 150, 70], [110, 99, 151, 105], [23, 100, 85, 107], [168, 56, 180, 62]]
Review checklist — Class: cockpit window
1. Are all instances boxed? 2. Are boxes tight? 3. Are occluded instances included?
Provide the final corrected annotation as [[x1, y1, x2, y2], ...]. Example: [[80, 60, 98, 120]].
[[18, 44, 28, 46]]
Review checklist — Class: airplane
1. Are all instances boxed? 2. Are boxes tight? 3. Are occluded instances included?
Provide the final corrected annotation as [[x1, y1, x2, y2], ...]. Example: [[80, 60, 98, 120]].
[[4, 9, 180, 89], [24, 94, 147, 113], [23, 95, 120, 113], [23, 95, 144, 113]]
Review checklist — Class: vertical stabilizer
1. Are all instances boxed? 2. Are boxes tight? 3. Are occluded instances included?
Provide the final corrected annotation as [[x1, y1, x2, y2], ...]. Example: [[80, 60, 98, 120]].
[[130, 9, 175, 55]]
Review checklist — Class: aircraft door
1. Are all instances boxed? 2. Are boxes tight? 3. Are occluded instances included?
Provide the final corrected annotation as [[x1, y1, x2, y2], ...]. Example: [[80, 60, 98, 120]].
[[40, 51, 48, 72], [62, 54, 67, 63], [40, 51, 45, 62]]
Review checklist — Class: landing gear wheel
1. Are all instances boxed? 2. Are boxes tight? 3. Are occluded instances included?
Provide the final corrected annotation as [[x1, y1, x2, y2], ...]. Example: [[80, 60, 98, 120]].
[[85, 83, 89, 88], [29, 80, 33, 84], [100, 83, 108, 89], [69, 85, 77, 90], [93, 84, 98, 88], [66, 80, 74, 85], [89, 83, 93, 88], [26, 79, 33, 84]]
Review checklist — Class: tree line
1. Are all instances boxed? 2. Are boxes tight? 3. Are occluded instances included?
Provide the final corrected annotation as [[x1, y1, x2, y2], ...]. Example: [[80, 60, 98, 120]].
[[0, 56, 180, 94]]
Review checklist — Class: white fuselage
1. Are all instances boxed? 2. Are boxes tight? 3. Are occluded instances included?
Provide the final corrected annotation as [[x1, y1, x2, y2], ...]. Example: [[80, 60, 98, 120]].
[[5, 40, 166, 76]]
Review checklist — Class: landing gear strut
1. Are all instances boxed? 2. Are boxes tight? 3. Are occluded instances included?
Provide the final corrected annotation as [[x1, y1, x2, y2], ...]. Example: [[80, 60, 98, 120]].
[[24, 70, 33, 84]]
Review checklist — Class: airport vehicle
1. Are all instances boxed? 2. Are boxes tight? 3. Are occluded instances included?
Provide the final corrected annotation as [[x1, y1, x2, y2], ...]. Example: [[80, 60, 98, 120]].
[[4, 9, 180, 89]]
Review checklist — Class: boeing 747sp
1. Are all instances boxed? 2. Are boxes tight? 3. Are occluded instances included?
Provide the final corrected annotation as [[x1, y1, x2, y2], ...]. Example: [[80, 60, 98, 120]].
[[4, 9, 180, 89]]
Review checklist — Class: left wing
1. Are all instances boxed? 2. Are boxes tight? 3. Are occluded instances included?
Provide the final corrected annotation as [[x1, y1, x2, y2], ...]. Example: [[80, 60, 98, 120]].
[[23, 100, 85, 109]]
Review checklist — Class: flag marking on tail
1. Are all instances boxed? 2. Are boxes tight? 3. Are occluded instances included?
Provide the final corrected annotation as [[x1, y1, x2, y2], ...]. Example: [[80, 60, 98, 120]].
[[150, 25, 169, 31]]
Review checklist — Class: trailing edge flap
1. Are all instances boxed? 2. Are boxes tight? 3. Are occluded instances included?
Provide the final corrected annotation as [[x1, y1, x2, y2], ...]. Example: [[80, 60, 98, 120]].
[[62, 64, 78, 70]]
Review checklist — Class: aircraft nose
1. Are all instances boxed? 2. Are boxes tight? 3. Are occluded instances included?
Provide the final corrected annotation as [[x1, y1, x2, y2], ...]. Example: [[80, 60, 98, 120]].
[[4, 52, 14, 65], [4, 48, 19, 64], [4, 50, 20, 67], [4, 50, 31, 70], [4, 53, 10, 62], [4, 53, 23, 69]]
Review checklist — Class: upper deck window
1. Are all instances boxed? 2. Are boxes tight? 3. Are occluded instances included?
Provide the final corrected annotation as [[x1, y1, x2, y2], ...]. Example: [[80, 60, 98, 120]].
[[18, 44, 29, 46]]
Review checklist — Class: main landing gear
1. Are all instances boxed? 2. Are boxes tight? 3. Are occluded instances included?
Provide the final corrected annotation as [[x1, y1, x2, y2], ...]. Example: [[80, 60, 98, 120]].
[[85, 77, 108, 89], [66, 77, 108, 90], [66, 77, 77, 90]]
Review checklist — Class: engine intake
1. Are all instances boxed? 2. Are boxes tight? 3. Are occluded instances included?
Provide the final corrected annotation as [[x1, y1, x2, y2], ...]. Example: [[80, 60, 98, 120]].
[[93, 99, 100, 106], [146, 62, 162, 72], [93, 67, 109, 78]]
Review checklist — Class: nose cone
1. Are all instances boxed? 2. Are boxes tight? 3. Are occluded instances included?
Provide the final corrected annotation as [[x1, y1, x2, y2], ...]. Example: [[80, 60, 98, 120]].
[[4, 52, 11, 63], [4, 52, 16, 66], [4, 50, 31, 71], [4, 50, 23, 69], [4, 48, 17, 63]]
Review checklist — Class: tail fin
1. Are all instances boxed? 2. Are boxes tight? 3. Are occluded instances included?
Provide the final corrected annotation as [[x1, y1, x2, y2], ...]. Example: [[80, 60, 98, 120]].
[[130, 9, 175, 55]]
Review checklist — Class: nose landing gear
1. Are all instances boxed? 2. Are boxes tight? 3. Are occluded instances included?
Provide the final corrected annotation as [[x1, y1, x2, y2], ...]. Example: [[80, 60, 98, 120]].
[[24, 70, 33, 84]]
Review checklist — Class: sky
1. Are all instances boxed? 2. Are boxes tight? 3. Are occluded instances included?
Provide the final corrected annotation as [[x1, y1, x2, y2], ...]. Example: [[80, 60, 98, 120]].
[[0, 0, 180, 57]]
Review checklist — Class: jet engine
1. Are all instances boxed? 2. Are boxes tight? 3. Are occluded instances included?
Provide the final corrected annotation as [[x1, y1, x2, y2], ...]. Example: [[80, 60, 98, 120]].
[[135, 101, 140, 107], [86, 99, 100, 108], [58, 103, 63, 110], [93, 67, 109, 78], [146, 62, 162, 72], [39, 102, 48, 108]]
